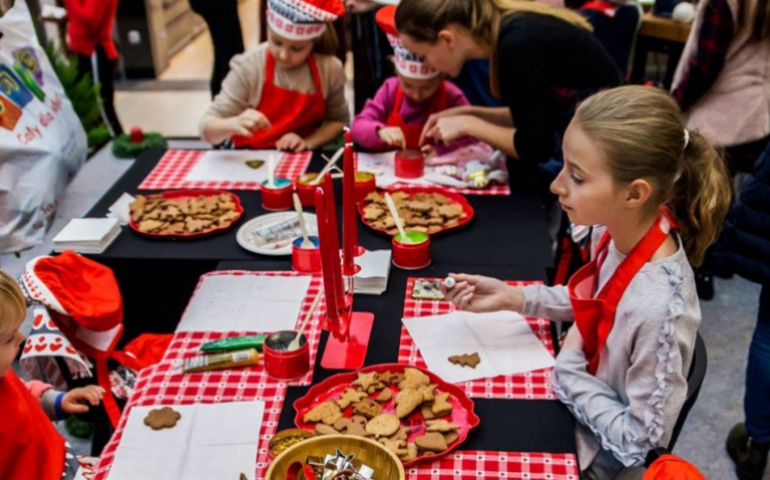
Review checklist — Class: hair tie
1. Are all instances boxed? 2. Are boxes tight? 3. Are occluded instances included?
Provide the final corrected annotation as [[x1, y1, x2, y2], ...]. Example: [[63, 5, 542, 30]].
[[683, 129, 690, 150]]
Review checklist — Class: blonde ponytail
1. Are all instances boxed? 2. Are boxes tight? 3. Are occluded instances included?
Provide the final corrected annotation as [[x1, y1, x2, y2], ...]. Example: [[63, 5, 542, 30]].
[[575, 86, 732, 267]]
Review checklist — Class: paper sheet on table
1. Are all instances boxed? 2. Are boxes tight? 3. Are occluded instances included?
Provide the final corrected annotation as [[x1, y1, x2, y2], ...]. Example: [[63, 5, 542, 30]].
[[183, 150, 281, 183], [106, 401, 265, 480], [176, 274, 312, 333], [402, 311, 555, 383], [356, 152, 433, 187]]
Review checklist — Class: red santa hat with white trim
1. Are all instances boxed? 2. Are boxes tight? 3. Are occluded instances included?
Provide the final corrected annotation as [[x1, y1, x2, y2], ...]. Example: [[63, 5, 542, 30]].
[[267, 0, 346, 41], [376, 5, 439, 80], [20, 251, 123, 355]]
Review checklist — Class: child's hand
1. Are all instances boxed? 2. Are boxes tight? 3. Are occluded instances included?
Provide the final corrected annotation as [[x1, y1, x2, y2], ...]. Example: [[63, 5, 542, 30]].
[[62, 385, 105, 414], [229, 109, 272, 137], [561, 326, 584, 352], [377, 126, 406, 150], [441, 274, 524, 313], [276, 133, 308, 152], [423, 115, 472, 145]]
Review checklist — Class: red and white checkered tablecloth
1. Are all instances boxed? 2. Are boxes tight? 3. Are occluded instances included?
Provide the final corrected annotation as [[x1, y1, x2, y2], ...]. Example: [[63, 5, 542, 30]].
[[91, 360, 287, 480], [405, 451, 579, 479], [384, 181, 511, 196], [137, 150, 312, 191], [166, 270, 325, 386], [399, 278, 556, 400]]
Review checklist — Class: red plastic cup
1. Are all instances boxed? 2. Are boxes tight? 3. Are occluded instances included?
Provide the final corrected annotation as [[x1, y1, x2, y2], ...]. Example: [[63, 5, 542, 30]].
[[261, 178, 293, 211], [392, 231, 431, 270], [292, 236, 321, 273], [354, 171, 376, 202], [395, 149, 425, 179], [263, 331, 310, 380], [294, 173, 319, 207]]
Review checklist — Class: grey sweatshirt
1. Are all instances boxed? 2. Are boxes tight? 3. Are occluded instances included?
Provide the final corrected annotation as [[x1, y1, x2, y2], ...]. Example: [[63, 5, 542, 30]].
[[521, 227, 700, 469]]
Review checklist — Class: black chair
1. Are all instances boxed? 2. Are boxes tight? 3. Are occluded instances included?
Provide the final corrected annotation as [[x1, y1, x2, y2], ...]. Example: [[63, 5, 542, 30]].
[[667, 332, 708, 452]]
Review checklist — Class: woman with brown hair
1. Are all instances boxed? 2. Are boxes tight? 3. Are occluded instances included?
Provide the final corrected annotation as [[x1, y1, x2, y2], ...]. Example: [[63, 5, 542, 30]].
[[394, 0, 621, 166]]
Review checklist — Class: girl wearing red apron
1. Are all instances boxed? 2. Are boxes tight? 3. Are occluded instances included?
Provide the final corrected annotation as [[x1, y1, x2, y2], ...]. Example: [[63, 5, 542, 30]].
[[350, 5, 471, 153], [441, 87, 732, 479], [0, 269, 104, 480], [200, 0, 348, 151]]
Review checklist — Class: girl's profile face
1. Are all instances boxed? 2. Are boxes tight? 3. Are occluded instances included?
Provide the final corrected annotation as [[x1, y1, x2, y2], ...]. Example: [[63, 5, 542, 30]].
[[400, 32, 464, 77], [550, 120, 628, 227], [268, 30, 315, 70]]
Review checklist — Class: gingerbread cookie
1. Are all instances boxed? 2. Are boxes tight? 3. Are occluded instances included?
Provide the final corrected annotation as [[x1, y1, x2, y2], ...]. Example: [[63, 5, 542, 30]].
[[426, 419, 460, 433], [395, 389, 423, 418], [444, 431, 460, 445], [353, 398, 382, 419], [365, 414, 401, 438], [336, 388, 368, 409], [144, 407, 181, 430], [352, 371, 380, 391], [448, 352, 481, 369], [431, 392, 453, 417], [375, 388, 393, 403], [398, 368, 430, 390], [315, 423, 338, 435], [415, 432, 448, 452], [303, 401, 343, 425]]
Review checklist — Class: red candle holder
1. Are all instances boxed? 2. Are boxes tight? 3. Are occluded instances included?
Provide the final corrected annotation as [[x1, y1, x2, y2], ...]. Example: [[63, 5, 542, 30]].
[[394, 149, 425, 179], [292, 236, 321, 273], [263, 331, 310, 380], [261, 178, 293, 211], [392, 231, 431, 270]]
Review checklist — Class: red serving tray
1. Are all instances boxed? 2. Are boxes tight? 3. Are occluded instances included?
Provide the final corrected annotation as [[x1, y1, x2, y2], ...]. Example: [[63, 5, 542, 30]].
[[129, 189, 244, 239], [293, 363, 480, 467]]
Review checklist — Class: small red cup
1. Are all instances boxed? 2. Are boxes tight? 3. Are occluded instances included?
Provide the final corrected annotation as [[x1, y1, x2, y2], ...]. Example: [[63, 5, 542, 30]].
[[292, 236, 321, 273], [261, 178, 293, 211], [354, 171, 376, 202], [392, 231, 431, 269], [293, 173, 319, 207], [395, 149, 425, 179], [263, 331, 310, 380]]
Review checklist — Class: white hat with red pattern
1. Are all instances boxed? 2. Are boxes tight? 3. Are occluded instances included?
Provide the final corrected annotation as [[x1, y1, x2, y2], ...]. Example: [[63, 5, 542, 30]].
[[267, 0, 346, 40]]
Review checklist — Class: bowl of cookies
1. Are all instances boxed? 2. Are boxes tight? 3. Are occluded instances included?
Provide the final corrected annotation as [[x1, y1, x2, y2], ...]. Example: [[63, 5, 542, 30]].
[[129, 190, 243, 239], [292, 364, 480, 467], [358, 188, 473, 236]]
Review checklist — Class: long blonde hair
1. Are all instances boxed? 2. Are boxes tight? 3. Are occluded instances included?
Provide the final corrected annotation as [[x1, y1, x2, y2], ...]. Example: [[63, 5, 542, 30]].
[[0, 269, 26, 337], [395, 0, 592, 97], [575, 86, 732, 266]]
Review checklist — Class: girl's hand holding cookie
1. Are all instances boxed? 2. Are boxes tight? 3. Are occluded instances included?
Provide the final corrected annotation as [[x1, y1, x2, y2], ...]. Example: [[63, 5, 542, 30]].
[[276, 132, 308, 152], [441, 274, 524, 313], [377, 126, 406, 150], [230, 109, 272, 137], [61, 385, 105, 414]]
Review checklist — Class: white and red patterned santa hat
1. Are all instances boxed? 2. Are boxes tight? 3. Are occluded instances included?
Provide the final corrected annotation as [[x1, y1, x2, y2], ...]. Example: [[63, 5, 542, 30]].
[[267, 0, 345, 41], [376, 5, 439, 80]]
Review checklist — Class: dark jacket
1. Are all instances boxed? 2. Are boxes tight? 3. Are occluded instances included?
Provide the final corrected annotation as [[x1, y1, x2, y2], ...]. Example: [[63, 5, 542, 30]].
[[713, 140, 770, 284]]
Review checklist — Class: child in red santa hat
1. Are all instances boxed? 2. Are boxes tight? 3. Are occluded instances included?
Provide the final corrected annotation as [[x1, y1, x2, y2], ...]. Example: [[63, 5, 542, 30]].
[[0, 268, 103, 480], [200, 0, 349, 151]]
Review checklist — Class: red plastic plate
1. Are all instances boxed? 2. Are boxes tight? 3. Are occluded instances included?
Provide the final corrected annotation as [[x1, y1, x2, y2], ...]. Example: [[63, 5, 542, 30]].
[[129, 189, 244, 239], [357, 187, 474, 236], [293, 363, 480, 467]]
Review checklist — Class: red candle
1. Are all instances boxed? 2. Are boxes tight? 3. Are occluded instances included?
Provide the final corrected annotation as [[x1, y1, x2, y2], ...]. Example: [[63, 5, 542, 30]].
[[130, 126, 144, 143], [342, 131, 357, 275], [315, 187, 339, 321], [322, 173, 346, 313]]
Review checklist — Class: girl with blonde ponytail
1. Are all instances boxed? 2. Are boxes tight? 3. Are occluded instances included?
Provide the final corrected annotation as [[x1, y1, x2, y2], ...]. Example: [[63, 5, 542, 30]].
[[441, 85, 731, 478], [395, 0, 620, 165]]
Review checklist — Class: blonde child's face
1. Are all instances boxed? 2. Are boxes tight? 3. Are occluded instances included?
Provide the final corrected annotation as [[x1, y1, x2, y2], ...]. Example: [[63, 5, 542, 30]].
[[398, 73, 442, 103], [267, 29, 315, 70], [0, 323, 24, 378], [550, 120, 629, 227]]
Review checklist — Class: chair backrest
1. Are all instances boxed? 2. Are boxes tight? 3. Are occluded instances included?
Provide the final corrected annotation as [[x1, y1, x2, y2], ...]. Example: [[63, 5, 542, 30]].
[[667, 332, 708, 450]]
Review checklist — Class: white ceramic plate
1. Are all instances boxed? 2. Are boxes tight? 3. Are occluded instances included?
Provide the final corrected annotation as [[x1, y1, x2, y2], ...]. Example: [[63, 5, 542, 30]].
[[236, 212, 318, 256]]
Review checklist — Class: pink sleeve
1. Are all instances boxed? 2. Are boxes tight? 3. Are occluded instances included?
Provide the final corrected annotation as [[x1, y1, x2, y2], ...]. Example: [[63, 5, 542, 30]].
[[351, 78, 398, 150], [24, 380, 53, 401], [444, 81, 471, 109]]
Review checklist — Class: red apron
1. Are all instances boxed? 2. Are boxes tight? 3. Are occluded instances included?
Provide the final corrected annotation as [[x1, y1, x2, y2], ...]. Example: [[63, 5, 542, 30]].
[[233, 51, 326, 149], [384, 81, 448, 150], [569, 209, 677, 375], [0, 370, 66, 480]]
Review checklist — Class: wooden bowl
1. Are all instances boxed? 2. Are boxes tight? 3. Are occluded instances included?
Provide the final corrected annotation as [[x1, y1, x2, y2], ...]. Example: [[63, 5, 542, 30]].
[[265, 434, 406, 480]]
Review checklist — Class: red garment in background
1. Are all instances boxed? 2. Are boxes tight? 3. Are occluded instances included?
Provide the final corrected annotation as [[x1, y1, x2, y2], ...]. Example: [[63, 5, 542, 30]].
[[62, 0, 120, 59]]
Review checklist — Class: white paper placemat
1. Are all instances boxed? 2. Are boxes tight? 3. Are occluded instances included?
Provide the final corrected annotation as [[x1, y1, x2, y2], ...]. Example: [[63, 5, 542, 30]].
[[402, 311, 556, 384], [184, 150, 280, 184], [107, 401, 265, 480], [176, 274, 312, 333]]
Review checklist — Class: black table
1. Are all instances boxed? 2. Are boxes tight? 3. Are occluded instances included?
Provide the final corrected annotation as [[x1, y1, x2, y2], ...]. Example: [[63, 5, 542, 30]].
[[217, 260, 577, 456], [86, 149, 554, 344]]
